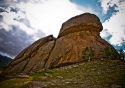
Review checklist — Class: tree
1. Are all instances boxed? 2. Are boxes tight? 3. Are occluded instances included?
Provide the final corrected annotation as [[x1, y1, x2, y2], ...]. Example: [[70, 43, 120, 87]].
[[82, 47, 95, 62], [119, 49, 124, 59], [104, 47, 112, 58], [104, 47, 120, 59]]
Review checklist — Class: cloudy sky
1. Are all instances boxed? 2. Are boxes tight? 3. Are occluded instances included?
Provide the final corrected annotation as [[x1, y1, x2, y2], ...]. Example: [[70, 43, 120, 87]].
[[0, 0, 125, 58]]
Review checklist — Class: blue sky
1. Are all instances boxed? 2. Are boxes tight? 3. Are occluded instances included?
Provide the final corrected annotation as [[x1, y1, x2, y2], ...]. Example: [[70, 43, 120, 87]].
[[0, 0, 125, 58], [70, 0, 118, 22]]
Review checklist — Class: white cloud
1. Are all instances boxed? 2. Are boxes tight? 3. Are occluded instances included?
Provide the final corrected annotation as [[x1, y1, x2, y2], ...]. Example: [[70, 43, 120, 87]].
[[98, 0, 111, 14], [1, 11, 36, 34], [99, 0, 123, 14], [100, 0, 125, 46], [100, 29, 111, 38], [0, 0, 97, 39]]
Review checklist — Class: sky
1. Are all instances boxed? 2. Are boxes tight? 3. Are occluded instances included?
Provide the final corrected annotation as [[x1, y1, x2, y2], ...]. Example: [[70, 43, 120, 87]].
[[0, 0, 125, 58]]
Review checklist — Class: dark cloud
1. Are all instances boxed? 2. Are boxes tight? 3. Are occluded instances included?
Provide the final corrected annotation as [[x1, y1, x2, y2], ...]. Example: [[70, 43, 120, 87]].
[[119, 0, 125, 4], [13, 0, 30, 3], [0, 7, 6, 12], [0, 15, 3, 21], [10, 7, 19, 13], [14, 0, 42, 4], [19, 18, 33, 28], [0, 0, 40, 5], [0, 7, 9, 13], [0, 0, 13, 7], [0, 0, 19, 14], [121, 37, 125, 45], [0, 25, 35, 57], [0, 1, 46, 57], [0, 0, 43, 7], [0, 6, 19, 14]]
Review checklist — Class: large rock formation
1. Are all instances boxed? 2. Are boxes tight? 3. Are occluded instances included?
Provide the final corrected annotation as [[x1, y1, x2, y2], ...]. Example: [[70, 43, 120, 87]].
[[0, 13, 120, 77], [58, 13, 102, 38]]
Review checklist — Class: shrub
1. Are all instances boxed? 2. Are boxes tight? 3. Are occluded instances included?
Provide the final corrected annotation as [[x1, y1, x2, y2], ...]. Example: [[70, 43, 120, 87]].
[[82, 47, 95, 62], [104, 47, 120, 59], [119, 49, 125, 60]]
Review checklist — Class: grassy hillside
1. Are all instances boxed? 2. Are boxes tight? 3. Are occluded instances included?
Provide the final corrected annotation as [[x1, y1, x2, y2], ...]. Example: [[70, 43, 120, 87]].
[[0, 59, 125, 88]]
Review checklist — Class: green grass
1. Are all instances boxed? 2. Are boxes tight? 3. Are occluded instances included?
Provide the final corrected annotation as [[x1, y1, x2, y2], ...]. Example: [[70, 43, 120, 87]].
[[0, 60, 125, 88]]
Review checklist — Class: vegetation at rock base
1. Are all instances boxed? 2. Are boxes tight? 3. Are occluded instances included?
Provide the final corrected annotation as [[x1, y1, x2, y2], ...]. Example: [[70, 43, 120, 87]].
[[0, 59, 125, 88], [104, 47, 120, 59], [82, 47, 95, 62]]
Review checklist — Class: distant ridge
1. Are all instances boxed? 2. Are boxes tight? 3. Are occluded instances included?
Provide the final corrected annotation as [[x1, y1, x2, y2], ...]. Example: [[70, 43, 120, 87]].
[[0, 54, 12, 69]]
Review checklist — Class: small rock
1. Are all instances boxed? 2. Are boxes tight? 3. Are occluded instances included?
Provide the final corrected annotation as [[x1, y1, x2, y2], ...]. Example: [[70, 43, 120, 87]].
[[66, 82, 70, 84], [44, 73, 49, 76], [44, 73, 52, 77], [72, 65, 77, 68], [18, 73, 29, 78], [57, 76, 63, 79]]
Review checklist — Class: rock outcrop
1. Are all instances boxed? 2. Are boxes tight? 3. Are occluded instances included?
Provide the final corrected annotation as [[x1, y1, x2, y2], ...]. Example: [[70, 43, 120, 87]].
[[0, 13, 120, 77], [58, 13, 102, 38], [1, 35, 56, 76]]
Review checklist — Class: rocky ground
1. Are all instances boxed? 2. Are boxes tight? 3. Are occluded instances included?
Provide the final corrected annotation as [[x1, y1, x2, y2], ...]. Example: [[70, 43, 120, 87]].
[[0, 59, 125, 88]]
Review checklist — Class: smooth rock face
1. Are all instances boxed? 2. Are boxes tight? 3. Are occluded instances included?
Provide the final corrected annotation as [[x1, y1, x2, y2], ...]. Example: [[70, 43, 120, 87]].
[[45, 31, 117, 68], [0, 13, 119, 77]]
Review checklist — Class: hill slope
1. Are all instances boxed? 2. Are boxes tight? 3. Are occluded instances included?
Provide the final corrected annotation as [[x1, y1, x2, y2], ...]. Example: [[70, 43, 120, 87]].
[[0, 60, 125, 88], [0, 55, 12, 69]]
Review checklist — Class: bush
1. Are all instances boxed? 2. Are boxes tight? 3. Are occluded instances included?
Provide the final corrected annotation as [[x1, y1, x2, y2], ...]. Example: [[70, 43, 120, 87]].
[[82, 47, 95, 62], [104, 47, 120, 59]]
